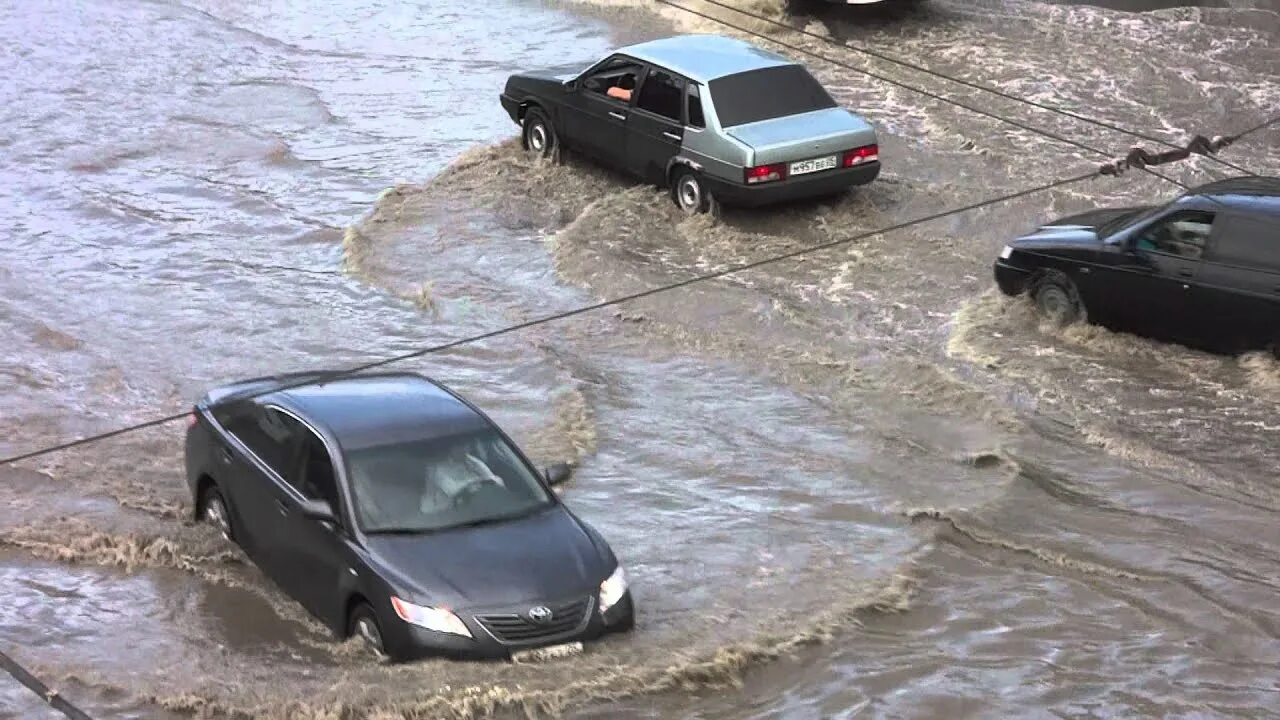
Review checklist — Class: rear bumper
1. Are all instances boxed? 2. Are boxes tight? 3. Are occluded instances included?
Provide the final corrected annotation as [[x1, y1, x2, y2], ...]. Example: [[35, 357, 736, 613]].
[[994, 259, 1033, 296], [703, 162, 880, 207]]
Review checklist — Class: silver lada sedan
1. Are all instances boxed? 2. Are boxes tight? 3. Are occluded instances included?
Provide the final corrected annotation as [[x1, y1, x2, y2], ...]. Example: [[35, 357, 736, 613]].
[[500, 34, 880, 214]]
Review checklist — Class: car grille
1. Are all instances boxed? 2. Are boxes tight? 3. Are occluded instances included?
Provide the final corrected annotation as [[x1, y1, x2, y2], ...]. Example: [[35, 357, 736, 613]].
[[475, 596, 592, 645]]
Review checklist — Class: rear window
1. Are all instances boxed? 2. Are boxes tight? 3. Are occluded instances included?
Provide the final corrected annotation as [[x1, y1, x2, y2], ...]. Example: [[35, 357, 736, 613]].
[[708, 65, 837, 128]]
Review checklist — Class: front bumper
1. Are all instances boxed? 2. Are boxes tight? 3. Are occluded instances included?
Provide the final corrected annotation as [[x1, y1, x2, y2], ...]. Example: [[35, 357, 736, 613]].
[[390, 590, 634, 661], [703, 161, 879, 207], [993, 259, 1033, 296], [499, 93, 520, 124]]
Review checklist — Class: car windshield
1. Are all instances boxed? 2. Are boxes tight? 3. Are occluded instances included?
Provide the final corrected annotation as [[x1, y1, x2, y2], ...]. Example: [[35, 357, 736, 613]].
[[346, 428, 554, 533], [708, 65, 837, 128], [1098, 204, 1162, 239]]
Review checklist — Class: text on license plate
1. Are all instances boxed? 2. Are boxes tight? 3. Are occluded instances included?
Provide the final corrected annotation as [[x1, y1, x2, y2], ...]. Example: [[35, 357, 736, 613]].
[[511, 641, 584, 663], [789, 155, 838, 176]]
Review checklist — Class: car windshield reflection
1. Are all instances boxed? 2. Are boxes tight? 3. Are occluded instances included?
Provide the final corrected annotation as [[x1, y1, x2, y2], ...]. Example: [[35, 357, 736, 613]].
[[348, 428, 553, 534]]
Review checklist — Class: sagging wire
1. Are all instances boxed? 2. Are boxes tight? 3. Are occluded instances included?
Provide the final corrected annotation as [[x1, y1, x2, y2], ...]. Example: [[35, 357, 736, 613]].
[[0, 115, 1275, 469], [683, 0, 1257, 177], [650, 0, 1245, 194]]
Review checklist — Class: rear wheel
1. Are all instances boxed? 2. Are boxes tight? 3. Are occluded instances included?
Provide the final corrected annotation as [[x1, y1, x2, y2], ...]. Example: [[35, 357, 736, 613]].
[[670, 167, 710, 214], [348, 603, 387, 657], [1032, 272, 1086, 326], [199, 485, 233, 541], [522, 107, 556, 160]]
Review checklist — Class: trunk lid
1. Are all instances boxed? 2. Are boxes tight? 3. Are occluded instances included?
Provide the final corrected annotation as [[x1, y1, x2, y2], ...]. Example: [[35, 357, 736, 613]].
[[726, 108, 876, 166]]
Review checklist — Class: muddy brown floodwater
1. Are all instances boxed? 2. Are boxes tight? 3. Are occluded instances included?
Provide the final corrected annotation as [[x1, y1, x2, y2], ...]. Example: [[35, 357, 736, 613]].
[[1, 0, 1278, 718]]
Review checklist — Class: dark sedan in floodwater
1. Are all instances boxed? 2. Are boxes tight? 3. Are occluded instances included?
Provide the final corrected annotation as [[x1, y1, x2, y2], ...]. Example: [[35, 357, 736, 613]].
[[994, 176, 1280, 356], [184, 371, 633, 661]]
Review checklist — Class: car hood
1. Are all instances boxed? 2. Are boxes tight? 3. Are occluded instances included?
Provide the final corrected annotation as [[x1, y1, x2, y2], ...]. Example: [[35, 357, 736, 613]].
[[725, 108, 877, 166], [1011, 207, 1146, 248], [363, 506, 609, 609]]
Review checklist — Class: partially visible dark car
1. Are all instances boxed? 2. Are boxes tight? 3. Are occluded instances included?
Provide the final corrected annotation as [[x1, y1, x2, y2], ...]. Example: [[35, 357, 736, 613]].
[[500, 34, 878, 214], [184, 372, 633, 661], [994, 176, 1280, 355]]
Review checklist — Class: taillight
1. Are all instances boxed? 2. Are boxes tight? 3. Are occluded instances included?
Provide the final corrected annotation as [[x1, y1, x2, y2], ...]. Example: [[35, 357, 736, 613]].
[[744, 163, 787, 184], [187, 411, 198, 429], [842, 144, 879, 167]]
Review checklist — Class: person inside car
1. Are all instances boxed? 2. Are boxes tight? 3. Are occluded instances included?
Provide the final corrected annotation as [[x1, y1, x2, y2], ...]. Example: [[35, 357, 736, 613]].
[[606, 74, 635, 103]]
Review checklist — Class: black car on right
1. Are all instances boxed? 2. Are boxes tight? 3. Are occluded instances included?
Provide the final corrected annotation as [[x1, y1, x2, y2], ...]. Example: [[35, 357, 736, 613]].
[[994, 176, 1280, 356]]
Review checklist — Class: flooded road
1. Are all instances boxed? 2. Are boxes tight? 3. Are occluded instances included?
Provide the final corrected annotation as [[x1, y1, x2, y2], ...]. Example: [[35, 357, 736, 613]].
[[2, 0, 1278, 718]]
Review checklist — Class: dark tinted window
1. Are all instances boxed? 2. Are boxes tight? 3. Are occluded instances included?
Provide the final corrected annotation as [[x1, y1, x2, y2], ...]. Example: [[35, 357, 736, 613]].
[[687, 84, 705, 129], [216, 405, 298, 476], [296, 430, 341, 513], [1205, 214, 1280, 272], [1135, 211, 1215, 260], [583, 57, 643, 103], [636, 68, 684, 121], [708, 65, 837, 127]]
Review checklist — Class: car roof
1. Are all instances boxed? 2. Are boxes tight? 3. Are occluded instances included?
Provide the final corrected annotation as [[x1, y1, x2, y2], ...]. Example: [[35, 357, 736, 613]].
[[219, 372, 492, 451], [1184, 176, 1280, 215], [617, 34, 794, 84]]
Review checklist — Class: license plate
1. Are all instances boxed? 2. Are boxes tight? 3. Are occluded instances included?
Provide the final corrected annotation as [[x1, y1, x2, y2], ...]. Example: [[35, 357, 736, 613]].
[[511, 641, 583, 663], [789, 155, 838, 176]]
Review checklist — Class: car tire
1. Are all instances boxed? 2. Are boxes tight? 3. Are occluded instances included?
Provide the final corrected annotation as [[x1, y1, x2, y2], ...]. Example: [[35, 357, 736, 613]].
[[611, 607, 635, 633], [348, 603, 387, 657], [199, 484, 234, 542], [1031, 272, 1086, 326], [670, 167, 710, 215], [522, 107, 556, 160]]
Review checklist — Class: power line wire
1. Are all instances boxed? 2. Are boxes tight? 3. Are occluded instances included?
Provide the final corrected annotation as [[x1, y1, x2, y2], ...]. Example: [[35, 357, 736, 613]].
[[1, 113, 1275, 468], [0, 169, 1100, 468], [650, 0, 1228, 192], [688, 0, 1255, 176], [0, 648, 94, 720]]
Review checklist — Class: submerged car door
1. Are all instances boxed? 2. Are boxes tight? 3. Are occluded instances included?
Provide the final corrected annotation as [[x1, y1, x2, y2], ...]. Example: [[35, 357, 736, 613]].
[[1194, 212, 1280, 353], [211, 403, 300, 568], [270, 411, 357, 631], [1114, 209, 1214, 343], [625, 66, 686, 185], [560, 55, 639, 169]]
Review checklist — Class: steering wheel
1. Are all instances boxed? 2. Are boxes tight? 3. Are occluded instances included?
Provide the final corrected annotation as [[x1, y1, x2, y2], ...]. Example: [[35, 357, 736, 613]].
[[451, 478, 501, 507]]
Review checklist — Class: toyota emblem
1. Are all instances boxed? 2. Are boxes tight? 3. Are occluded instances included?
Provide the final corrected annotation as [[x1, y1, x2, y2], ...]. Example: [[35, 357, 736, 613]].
[[527, 605, 554, 624]]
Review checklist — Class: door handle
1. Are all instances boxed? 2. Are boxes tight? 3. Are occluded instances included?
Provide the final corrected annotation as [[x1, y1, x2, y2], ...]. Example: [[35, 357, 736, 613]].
[[274, 498, 289, 516], [662, 131, 682, 142], [1177, 268, 1194, 278], [608, 111, 626, 121]]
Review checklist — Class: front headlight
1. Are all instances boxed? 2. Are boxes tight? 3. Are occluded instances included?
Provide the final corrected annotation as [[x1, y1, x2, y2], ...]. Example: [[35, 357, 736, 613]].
[[598, 565, 628, 614], [390, 596, 472, 638], [999, 245, 1014, 260]]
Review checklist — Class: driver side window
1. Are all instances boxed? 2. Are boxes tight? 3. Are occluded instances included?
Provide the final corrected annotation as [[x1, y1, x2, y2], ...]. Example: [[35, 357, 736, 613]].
[[583, 57, 643, 104], [1134, 211, 1215, 260], [293, 429, 342, 515]]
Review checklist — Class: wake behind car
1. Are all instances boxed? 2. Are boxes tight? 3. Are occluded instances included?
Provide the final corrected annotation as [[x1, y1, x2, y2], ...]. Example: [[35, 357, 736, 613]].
[[500, 34, 879, 213], [184, 371, 633, 661], [994, 176, 1280, 355]]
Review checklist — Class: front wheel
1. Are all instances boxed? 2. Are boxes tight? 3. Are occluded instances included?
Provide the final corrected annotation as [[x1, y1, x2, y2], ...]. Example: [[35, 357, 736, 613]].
[[348, 603, 387, 658], [670, 167, 710, 215], [522, 108, 556, 160], [1031, 272, 1086, 326]]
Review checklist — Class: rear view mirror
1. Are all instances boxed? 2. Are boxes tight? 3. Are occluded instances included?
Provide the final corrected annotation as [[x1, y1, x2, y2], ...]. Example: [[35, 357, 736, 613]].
[[544, 463, 572, 486], [300, 498, 337, 524]]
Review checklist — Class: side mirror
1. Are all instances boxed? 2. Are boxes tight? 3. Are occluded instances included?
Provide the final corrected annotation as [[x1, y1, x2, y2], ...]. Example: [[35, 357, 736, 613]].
[[583, 77, 601, 92], [563, 79, 576, 92], [544, 463, 572, 486], [300, 498, 337, 525]]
